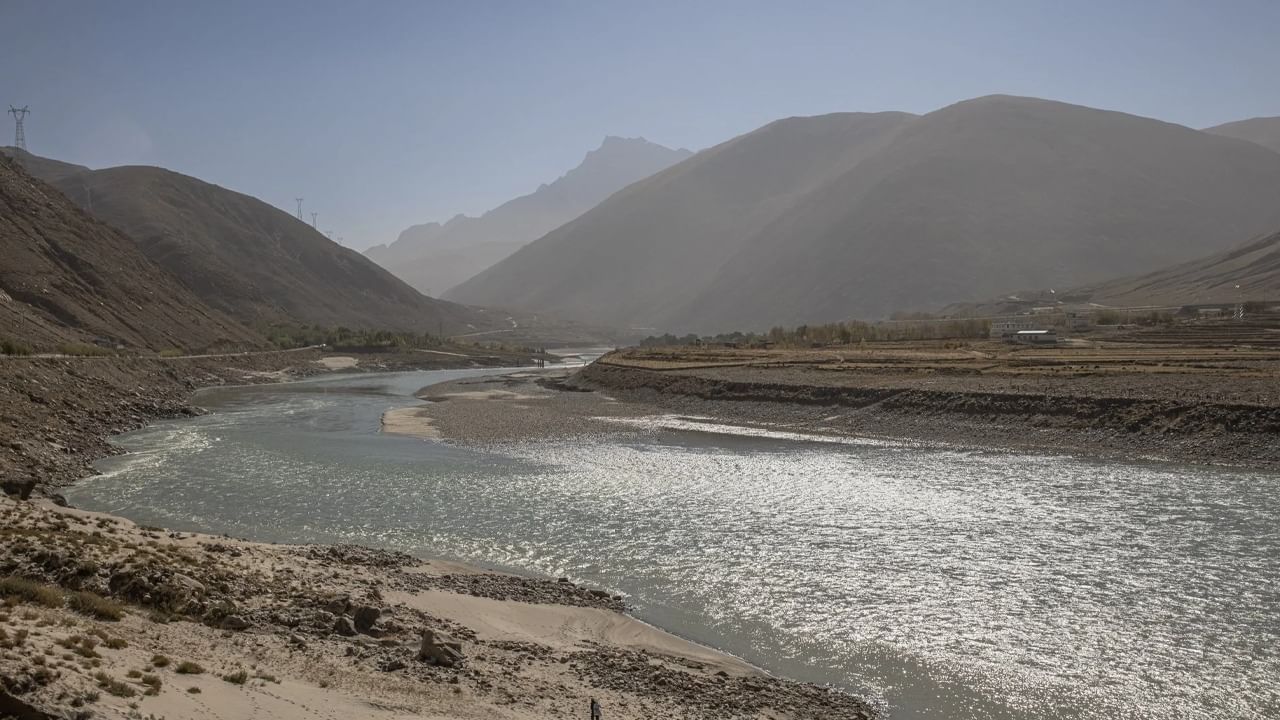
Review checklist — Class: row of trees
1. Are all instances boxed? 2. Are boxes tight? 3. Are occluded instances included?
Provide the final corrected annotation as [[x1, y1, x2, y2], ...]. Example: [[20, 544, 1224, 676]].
[[640, 317, 991, 348], [262, 324, 445, 351]]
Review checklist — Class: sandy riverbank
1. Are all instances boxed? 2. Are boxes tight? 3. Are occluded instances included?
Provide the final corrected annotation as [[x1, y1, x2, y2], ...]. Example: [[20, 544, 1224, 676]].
[[0, 496, 871, 719], [382, 340, 1280, 471], [381, 370, 657, 444]]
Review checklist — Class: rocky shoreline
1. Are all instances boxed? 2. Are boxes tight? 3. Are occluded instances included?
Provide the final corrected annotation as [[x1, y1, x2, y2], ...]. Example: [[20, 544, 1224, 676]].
[[1, 498, 871, 719], [0, 354, 877, 719], [0, 349, 533, 498]]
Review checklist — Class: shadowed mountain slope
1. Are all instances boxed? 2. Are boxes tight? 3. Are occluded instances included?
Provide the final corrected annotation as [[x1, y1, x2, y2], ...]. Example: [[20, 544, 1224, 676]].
[[0, 154, 261, 351], [4, 148, 494, 336], [366, 136, 692, 296], [449, 97, 1280, 332], [1065, 229, 1280, 307], [446, 112, 916, 328], [943, 228, 1280, 315], [1205, 117, 1280, 155]]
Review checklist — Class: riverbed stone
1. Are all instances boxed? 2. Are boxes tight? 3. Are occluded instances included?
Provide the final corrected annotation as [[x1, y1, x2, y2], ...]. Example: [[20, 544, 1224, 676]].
[[353, 604, 381, 633], [334, 616, 357, 636]]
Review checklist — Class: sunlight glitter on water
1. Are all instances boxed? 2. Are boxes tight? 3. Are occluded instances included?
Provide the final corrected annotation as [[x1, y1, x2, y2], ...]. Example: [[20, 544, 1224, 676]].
[[68, 371, 1280, 720]]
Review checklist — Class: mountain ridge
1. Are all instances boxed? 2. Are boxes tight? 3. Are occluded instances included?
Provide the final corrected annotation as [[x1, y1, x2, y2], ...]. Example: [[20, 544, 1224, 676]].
[[1204, 116, 1280, 155], [366, 136, 692, 296], [448, 95, 1280, 332], [0, 153, 262, 351], [3, 147, 494, 336], [446, 111, 918, 326]]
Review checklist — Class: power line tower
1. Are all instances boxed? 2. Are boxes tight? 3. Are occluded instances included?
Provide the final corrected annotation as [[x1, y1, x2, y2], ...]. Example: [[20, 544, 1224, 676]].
[[295, 198, 304, 220], [8, 106, 30, 150], [310, 212, 318, 229]]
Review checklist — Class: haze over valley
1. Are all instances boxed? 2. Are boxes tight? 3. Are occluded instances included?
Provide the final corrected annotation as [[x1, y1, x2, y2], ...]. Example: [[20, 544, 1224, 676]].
[[2, 4, 1279, 720], [366, 136, 691, 297]]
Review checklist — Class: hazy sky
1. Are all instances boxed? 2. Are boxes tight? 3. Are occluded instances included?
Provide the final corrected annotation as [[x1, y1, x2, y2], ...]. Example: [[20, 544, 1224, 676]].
[[3, 0, 1278, 249]]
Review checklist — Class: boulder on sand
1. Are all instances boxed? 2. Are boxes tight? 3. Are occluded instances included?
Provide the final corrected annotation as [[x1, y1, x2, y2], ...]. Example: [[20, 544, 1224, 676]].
[[417, 629, 464, 667]]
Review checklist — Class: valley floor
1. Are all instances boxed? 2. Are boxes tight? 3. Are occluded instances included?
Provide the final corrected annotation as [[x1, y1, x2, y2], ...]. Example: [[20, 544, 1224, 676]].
[[572, 338, 1280, 469], [0, 350, 874, 719], [393, 335, 1280, 470]]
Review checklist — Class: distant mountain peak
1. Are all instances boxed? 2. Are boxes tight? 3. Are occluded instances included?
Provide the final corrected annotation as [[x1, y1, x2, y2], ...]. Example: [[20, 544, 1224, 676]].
[[365, 135, 693, 296]]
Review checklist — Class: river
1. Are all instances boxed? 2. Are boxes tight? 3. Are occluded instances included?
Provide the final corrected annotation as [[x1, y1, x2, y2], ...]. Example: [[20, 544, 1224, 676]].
[[65, 369, 1280, 720]]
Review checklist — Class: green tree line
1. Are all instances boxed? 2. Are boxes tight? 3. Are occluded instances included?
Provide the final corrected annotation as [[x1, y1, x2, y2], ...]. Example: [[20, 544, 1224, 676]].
[[641, 317, 990, 348]]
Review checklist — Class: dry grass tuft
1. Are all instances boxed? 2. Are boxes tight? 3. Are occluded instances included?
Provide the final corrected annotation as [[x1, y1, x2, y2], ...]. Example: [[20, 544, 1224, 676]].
[[67, 590, 124, 621], [0, 576, 63, 608]]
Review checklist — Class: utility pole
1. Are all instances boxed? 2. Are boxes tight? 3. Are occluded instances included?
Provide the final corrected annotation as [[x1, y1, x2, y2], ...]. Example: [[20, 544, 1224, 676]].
[[8, 105, 29, 151], [310, 212, 318, 229], [295, 198, 304, 220]]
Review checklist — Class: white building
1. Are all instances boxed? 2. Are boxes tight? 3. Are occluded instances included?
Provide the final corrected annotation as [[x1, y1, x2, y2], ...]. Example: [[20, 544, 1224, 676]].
[[990, 317, 1039, 338], [1012, 329, 1057, 345]]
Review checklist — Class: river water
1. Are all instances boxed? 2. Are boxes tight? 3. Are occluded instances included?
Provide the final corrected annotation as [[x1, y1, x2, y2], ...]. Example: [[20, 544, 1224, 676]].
[[66, 369, 1279, 720]]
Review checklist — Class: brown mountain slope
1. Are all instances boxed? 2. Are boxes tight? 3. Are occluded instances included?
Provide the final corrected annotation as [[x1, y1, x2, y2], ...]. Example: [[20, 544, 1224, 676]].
[[1064, 229, 1280, 307], [367, 137, 692, 297], [0, 154, 261, 351], [3, 148, 494, 336], [688, 96, 1280, 329], [451, 96, 1280, 333], [1204, 117, 1280, 155], [446, 112, 917, 328]]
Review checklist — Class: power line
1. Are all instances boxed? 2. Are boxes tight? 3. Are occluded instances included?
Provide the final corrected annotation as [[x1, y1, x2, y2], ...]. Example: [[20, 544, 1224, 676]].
[[310, 212, 318, 229], [8, 105, 29, 151], [295, 197, 304, 220]]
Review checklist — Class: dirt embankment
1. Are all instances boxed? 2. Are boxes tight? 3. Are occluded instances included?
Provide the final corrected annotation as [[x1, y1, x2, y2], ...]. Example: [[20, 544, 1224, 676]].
[[576, 358, 1280, 468]]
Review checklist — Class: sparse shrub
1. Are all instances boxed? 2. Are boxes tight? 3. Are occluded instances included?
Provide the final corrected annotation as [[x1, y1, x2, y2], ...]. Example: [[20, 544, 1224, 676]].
[[56, 342, 113, 357], [140, 673, 162, 695], [127, 669, 142, 678], [67, 590, 124, 621], [253, 671, 279, 683], [0, 576, 64, 608], [175, 660, 204, 674], [57, 634, 102, 658], [151, 654, 170, 668], [187, 687, 201, 694], [222, 669, 249, 685], [89, 627, 127, 649], [93, 671, 136, 698]]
